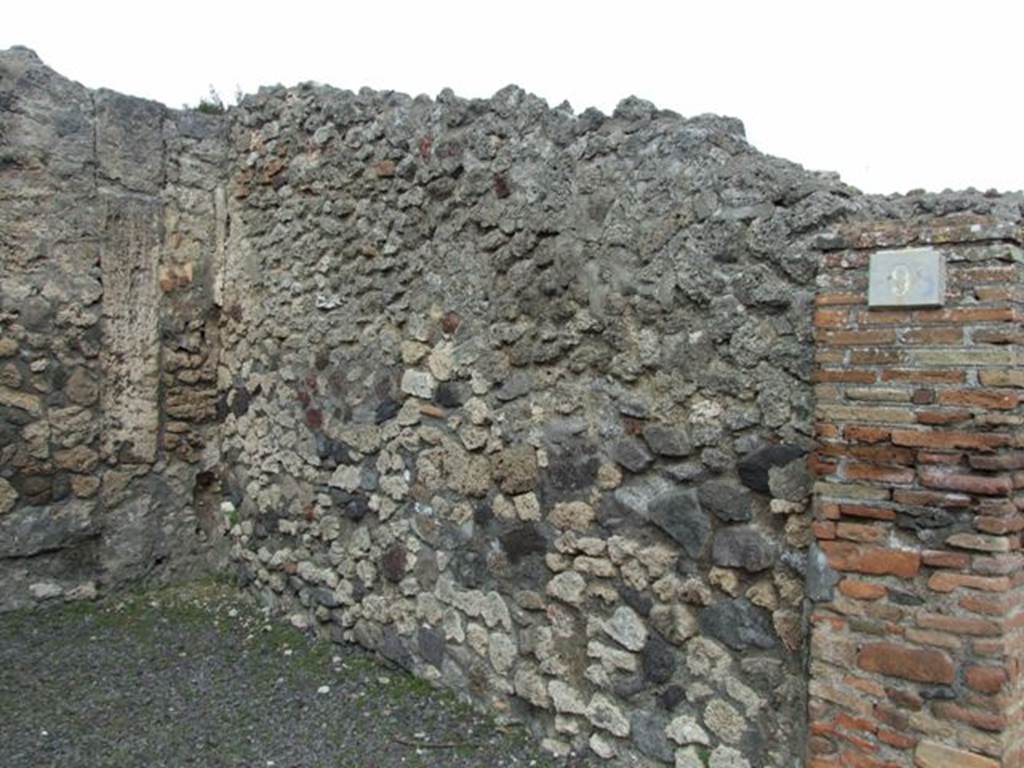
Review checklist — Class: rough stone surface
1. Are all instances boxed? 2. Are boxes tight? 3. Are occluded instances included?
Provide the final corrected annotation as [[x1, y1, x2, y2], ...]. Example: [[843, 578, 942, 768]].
[[712, 526, 776, 572], [5, 47, 1021, 768], [698, 481, 753, 523], [698, 599, 777, 650], [645, 489, 709, 558]]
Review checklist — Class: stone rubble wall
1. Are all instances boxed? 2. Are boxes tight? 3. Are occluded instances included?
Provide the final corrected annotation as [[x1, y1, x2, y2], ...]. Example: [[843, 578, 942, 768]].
[[2, 47, 1022, 768], [216, 80, 849, 768], [0, 48, 229, 609]]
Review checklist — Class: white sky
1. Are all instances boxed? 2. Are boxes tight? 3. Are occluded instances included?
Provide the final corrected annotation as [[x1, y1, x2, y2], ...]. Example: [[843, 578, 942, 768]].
[[5, 1, 1023, 194]]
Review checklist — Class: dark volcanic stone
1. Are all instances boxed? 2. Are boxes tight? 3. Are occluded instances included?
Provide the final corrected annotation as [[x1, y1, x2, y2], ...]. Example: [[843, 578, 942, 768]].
[[737, 444, 805, 493], [543, 446, 599, 496], [895, 509, 955, 530], [414, 547, 439, 588], [381, 544, 407, 583], [642, 631, 676, 685], [657, 685, 686, 711], [631, 711, 674, 763], [500, 524, 546, 564], [646, 489, 710, 558], [698, 479, 753, 523], [712, 526, 776, 572], [612, 437, 653, 473], [312, 587, 339, 608], [641, 424, 692, 457], [380, 629, 414, 670], [374, 398, 400, 424], [434, 382, 468, 409], [417, 626, 446, 668], [345, 495, 370, 521], [495, 372, 532, 401], [612, 674, 646, 700], [619, 586, 653, 617], [698, 598, 777, 650]]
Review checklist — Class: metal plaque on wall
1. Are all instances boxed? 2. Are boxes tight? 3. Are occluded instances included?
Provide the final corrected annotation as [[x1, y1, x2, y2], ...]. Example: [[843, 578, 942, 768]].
[[867, 247, 946, 308]]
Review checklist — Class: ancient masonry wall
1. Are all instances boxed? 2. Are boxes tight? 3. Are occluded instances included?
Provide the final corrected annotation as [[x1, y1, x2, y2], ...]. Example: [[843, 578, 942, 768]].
[[0, 48, 229, 608], [809, 221, 1024, 768], [1, 47, 1022, 768]]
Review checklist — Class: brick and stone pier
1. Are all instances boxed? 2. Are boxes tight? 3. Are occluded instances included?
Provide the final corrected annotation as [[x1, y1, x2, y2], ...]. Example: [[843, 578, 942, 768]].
[[809, 220, 1024, 767]]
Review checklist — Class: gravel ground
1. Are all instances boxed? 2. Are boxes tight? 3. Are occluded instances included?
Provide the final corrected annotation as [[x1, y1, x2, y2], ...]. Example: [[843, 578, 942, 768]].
[[0, 581, 565, 768]]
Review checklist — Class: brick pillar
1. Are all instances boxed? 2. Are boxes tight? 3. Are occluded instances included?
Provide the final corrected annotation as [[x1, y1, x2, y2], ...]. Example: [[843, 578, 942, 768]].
[[808, 219, 1024, 768]]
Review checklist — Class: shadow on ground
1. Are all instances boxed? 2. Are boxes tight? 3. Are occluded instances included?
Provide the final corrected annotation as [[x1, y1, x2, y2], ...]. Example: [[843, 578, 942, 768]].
[[0, 580, 570, 768]]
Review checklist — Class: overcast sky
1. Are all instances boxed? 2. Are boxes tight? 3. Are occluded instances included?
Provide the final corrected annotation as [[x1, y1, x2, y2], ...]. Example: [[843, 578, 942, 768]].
[[5, 1, 1022, 194]]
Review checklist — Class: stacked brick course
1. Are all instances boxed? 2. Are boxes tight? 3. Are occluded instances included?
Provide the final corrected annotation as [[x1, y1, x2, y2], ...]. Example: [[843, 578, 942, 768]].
[[809, 219, 1024, 768]]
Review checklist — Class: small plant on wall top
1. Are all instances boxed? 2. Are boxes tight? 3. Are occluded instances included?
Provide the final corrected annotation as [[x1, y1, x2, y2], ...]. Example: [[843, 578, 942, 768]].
[[187, 84, 243, 115]]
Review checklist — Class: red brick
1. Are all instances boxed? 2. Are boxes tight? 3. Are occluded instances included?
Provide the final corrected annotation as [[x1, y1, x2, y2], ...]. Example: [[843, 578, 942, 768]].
[[816, 422, 841, 439], [928, 572, 1012, 593], [810, 454, 840, 476], [916, 450, 964, 465], [975, 515, 1024, 535], [844, 426, 892, 444], [980, 369, 1024, 388], [911, 388, 936, 405], [974, 286, 1017, 302], [838, 504, 897, 521], [873, 704, 909, 730], [918, 467, 1014, 496], [816, 370, 879, 384], [837, 750, 885, 768], [913, 741, 1002, 768], [900, 327, 963, 345], [970, 452, 1024, 471], [959, 594, 1011, 617], [835, 523, 884, 543], [893, 489, 972, 509], [821, 541, 920, 578], [884, 688, 923, 711], [921, 550, 971, 569], [966, 665, 1009, 694], [835, 712, 877, 734], [849, 349, 901, 365], [817, 444, 916, 465], [881, 369, 966, 384], [932, 702, 1007, 732], [814, 521, 838, 540], [972, 328, 1024, 345], [915, 409, 974, 426], [858, 308, 914, 325], [915, 613, 1002, 636], [838, 579, 887, 600], [844, 464, 915, 485], [815, 308, 852, 328], [972, 639, 1008, 657], [904, 627, 962, 650], [877, 729, 915, 750], [891, 430, 1010, 451], [818, 502, 842, 521], [938, 389, 1021, 410], [857, 642, 955, 684], [950, 265, 1019, 284], [916, 306, 1020, 324], [846, 675, 887, 697], [809, 736, 838, 756], [817, 292, 864, 306]]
